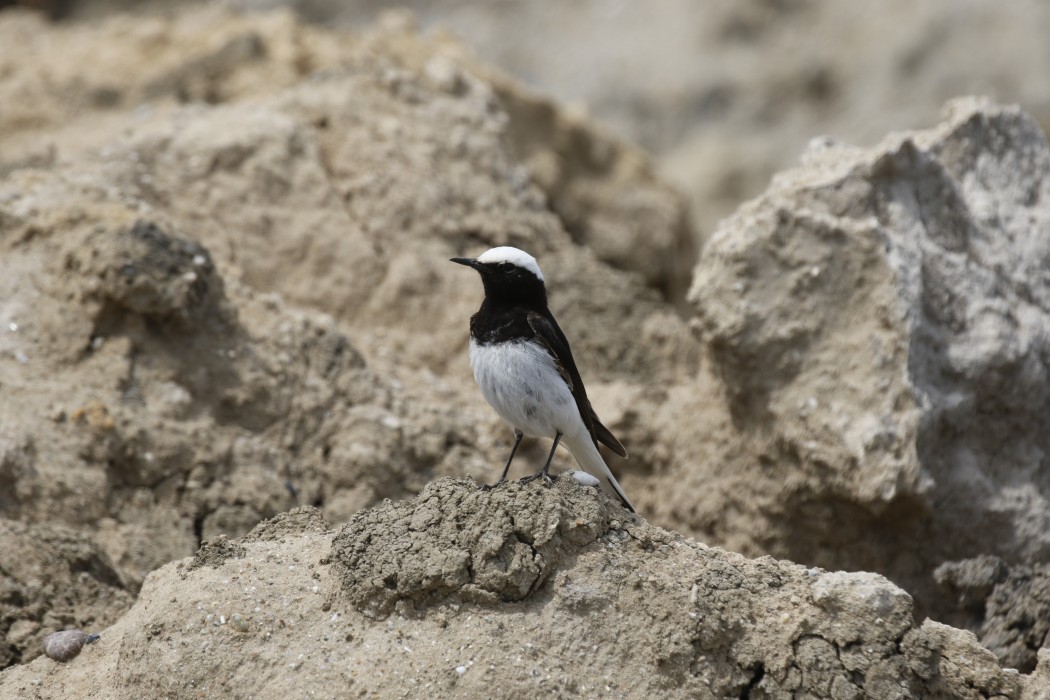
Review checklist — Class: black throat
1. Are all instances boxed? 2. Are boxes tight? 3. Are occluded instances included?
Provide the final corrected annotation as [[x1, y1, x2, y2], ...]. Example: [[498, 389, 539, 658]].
[[470, 275, 548, 345]]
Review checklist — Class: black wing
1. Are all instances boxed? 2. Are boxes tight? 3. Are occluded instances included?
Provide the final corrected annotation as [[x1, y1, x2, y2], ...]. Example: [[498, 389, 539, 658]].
[[526, 311, 628, 458]]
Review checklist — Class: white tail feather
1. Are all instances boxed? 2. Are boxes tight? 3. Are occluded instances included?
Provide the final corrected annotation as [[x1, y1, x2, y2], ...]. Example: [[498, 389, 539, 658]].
[[563, 434, 635, 512]]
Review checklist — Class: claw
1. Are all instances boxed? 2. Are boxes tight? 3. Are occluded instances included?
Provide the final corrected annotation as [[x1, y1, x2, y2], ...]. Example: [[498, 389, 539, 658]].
[[519, 471, 557, 486]]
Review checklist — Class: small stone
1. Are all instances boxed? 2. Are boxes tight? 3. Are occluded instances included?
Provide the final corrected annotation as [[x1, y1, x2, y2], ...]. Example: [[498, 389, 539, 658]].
[[42, 630, 99, 662], [229, 614, 249, 633]]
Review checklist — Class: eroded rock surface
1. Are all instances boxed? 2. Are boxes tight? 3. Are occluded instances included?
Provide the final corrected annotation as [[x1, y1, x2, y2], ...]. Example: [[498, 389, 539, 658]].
[[682, 98, 1050, 618], [332, 477, 622, 617], [2, 480, 1041, 699], [938, 556, 1050, 674]]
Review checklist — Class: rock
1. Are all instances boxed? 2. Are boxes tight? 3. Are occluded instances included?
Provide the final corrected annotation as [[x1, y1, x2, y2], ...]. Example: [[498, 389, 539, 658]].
[[244, 505, 329, 542], [900, 621, 1022, 699], [0, 4, 693, 302], [228, 1, 1050, 258], [41, 630, 99, 663], [1026, 650, 1050, 700], [0, 3, 695, 595], [935, 555, 1010, 613], [683, 97, 1050, 618], [0, 479, 1033, 698], [188, 535, 247, 571]]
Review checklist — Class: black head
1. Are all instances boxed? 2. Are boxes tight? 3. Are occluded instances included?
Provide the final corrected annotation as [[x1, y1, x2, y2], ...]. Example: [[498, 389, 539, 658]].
[[451, 246, 547, 307]]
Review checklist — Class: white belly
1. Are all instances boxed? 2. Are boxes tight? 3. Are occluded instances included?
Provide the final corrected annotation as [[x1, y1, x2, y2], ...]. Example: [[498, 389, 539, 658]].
[[469, 339, 585, 439]]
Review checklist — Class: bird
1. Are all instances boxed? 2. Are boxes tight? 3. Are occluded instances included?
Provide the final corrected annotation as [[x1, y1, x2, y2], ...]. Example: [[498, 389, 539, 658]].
[[450, 246, 635, 512]]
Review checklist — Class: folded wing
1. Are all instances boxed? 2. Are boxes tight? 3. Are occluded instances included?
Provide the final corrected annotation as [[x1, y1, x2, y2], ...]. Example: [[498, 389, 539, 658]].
[[526, 311, 628, 458]]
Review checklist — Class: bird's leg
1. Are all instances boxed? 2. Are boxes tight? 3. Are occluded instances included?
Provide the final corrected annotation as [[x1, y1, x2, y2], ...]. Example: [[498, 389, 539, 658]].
[[481, 430, 523, 491], [540, 432, 562, 479], [521, 432, 562, 485]]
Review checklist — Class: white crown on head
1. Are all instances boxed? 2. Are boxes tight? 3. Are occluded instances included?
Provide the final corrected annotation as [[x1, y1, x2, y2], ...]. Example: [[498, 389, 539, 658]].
[[477, 246, 544, 281]]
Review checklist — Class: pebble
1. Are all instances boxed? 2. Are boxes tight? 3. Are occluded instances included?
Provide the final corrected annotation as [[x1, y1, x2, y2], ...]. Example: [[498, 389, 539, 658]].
[[42, 630, 100, 662]]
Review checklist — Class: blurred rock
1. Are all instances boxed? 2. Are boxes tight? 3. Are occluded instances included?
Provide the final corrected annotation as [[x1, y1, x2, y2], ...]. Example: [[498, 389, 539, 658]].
[[199, 0, 1050, 250], [686, 97, 1050, 618], [485, 77, 696, 300], [0, 5, 694, 301]]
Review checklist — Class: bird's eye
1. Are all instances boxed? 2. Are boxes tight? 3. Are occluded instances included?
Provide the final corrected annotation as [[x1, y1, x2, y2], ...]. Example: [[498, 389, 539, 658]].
[[499, 262, 514, 271]]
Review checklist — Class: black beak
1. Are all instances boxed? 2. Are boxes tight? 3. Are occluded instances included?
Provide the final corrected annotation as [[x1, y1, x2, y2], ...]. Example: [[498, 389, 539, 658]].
[[450, 257, 481, 270]]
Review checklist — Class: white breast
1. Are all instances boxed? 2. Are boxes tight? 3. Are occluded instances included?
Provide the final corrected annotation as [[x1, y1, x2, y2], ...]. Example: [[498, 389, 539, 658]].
[[469, 339, 586, 440]]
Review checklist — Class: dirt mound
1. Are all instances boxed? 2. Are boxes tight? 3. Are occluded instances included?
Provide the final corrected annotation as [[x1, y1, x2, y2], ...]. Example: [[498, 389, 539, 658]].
[[223, 0, 1050, 253], [3, 479, 1043, 699]]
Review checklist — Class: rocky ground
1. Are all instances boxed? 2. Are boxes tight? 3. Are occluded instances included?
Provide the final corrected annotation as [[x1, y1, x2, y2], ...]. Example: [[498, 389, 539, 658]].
[[1, 2, 1050, 698], [2, 482, 1045, 699]]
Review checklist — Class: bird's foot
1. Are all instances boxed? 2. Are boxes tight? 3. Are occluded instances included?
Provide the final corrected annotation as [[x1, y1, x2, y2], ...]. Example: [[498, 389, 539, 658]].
[[519, 471, 557, 486], [479, 480, 505, 492]]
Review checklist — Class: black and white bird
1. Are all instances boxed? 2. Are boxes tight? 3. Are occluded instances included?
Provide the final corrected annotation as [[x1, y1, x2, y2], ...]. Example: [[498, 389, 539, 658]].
[[451, 246, 635, 512]]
